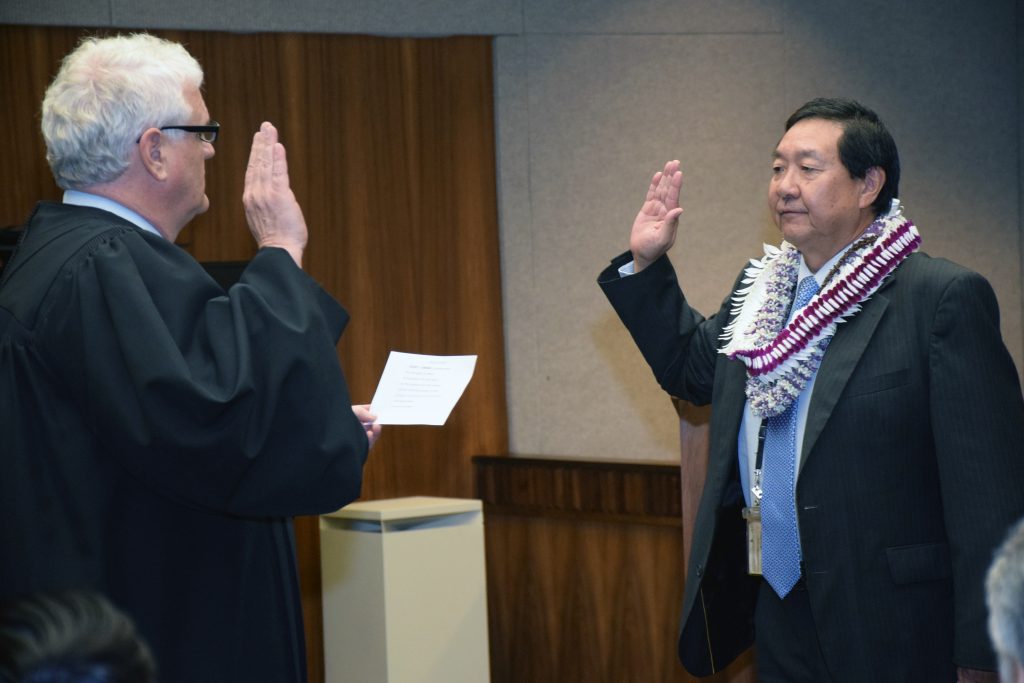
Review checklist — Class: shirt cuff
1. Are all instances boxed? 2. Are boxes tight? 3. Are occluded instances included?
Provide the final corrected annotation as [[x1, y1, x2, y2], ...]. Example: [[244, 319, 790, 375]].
[[618, 260, 636, 277]]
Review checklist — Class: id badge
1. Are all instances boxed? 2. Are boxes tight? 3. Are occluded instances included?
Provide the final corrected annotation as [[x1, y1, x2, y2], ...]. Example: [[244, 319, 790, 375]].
[[742, 506, 762, 576]]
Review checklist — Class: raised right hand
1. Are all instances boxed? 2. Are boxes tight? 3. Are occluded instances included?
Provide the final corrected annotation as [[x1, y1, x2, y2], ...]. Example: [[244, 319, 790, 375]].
[[243, 122, 308, 268], [630, 160, 683, 272]]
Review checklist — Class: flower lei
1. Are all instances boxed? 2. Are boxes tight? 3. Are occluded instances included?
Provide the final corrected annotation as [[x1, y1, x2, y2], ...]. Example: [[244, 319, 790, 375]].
[[719, 199, 921, 418]]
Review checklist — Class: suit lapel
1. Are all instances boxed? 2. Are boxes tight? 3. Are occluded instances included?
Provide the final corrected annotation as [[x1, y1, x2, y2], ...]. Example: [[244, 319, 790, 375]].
[[798, 280, 893, 469]]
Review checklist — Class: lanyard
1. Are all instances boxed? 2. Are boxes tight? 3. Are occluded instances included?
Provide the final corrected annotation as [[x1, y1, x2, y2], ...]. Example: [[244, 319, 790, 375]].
[[751, 420, 767, 507]]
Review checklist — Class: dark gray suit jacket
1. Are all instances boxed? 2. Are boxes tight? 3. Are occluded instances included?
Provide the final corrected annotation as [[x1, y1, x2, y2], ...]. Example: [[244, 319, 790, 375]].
[[599, 250, 1024, 681]]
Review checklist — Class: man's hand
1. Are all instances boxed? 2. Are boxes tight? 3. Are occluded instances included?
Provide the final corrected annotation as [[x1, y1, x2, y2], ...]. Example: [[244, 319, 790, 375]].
[[352, 405, 382, 449], [630, 159, 684, 272], [243, 122, 308, 268]]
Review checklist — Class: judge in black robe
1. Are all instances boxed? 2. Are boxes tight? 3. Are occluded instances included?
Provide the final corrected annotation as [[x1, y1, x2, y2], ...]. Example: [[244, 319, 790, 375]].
[[2, 32, 378, 680], [0, 200, 370, 681]]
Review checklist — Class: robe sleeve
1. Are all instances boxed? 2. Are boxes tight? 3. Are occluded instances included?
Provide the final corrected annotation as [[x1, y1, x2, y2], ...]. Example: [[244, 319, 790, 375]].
[[40, 230, 368, 517]]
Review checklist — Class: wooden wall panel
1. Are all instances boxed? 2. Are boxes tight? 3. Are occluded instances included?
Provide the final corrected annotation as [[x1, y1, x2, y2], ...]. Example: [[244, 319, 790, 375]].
[[0, 26, 506, 683], [0, 26, 79, 221], [476, 455, 756, 683]]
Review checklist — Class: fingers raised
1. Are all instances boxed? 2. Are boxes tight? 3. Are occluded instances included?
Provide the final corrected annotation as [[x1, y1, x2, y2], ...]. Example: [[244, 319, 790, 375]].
[[658, 160, 682, 206], [271, 140, 290, 189], [242, 122, 308, 268], [643, 160, 683, 213], [244, 122, 276, 196]]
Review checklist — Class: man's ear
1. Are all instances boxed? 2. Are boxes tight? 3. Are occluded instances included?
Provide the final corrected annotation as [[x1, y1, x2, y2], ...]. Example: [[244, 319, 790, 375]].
[[137, 128, 169, 181], [859, 166, 885, 209]]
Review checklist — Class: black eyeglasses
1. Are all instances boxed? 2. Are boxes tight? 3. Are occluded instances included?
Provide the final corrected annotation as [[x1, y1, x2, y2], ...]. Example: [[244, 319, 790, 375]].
[[136, 121, 220, 144]]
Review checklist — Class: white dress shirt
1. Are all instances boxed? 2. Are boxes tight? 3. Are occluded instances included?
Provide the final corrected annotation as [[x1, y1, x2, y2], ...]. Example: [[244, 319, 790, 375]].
[[737, 245, 851, 506], [618, 244, 853, 507], [63, 189, 164, 239]]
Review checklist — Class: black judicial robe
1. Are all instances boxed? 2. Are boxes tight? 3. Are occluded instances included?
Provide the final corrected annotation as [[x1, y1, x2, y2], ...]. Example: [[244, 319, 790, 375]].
[[0, 202, 370, 682]]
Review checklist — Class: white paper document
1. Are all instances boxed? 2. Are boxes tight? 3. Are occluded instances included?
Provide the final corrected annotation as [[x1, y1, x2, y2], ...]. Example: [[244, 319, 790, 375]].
[[369, 351, 477, 425]]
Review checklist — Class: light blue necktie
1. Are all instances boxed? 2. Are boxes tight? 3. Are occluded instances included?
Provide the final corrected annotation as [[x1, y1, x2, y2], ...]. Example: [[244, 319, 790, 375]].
[[761, 275, 819, 598]]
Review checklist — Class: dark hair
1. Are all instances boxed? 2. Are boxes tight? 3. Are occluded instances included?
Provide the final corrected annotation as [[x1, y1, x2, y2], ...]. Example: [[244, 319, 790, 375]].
[[0, 591, 157, 683], [785, 97, 900, 216]]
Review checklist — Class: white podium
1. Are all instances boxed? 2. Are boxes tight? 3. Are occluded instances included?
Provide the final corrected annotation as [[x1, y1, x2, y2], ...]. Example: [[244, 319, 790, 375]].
[[320, 496, 491, 683]]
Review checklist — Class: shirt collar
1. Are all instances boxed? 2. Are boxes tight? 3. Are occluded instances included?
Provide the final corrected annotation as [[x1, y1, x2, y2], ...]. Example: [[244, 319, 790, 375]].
[[799, 239, 856, 286], [62, 190, 164, 239]]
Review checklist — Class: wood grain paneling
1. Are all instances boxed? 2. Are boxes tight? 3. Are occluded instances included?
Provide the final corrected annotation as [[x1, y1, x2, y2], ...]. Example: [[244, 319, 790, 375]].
[[0, 26, 81, 220], [476, 454, 683, 522], [475, 454, 755, 683], [1, 26, 506, 683]]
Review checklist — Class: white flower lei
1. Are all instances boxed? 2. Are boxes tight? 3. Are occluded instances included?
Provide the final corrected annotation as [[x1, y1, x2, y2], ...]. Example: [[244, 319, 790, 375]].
[[719, 199, 921, 418]]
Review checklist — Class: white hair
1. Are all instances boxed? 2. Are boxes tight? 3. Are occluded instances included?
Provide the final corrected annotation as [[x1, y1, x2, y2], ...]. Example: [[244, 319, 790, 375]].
[[988, 517, 1024, 683], [41, 33, 204, 189]]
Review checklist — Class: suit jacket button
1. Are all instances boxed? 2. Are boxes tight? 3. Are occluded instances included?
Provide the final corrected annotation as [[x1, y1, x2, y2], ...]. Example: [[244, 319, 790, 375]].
[[696, 564, 704, 577]]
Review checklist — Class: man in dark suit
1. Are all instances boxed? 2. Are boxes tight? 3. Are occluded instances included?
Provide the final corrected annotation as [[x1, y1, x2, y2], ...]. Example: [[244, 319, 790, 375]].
[[599, 98, 1024, 682]]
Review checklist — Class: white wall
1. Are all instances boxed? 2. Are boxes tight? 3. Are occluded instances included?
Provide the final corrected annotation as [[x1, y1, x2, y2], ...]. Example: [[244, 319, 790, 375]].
[[495, 0, 1023, 461], [4, 0, 1021, 463]]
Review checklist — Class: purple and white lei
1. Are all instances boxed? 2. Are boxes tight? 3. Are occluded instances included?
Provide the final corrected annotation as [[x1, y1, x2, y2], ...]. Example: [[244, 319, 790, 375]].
[[719, 199, 921, 418]]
